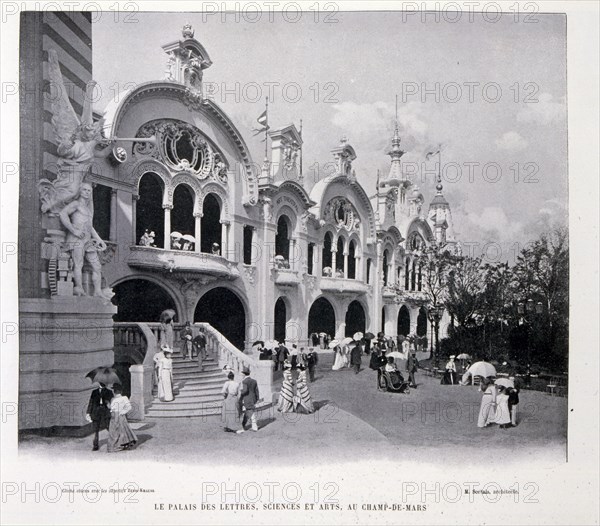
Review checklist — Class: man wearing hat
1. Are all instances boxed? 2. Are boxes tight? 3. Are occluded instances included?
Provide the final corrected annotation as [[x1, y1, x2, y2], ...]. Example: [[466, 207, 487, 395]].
[[275, 342, 289, 371], [85, 382, 113, 451], [407, 350, 419, 388], [237, 366, 260, 433]]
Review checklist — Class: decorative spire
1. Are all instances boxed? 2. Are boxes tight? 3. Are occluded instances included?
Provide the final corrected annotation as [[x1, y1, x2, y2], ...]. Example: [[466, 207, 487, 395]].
[[385, 96, 405, 185], [182, 23, 195, 39]]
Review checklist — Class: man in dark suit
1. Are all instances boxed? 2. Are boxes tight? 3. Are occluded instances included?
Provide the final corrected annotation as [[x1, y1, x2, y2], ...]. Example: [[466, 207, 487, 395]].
[[350, 342, 362, 374], [237, 366, 260, 433], [407, 351, 419, 388], [85, 383, 113, 451], [303, 348, 318, 382]]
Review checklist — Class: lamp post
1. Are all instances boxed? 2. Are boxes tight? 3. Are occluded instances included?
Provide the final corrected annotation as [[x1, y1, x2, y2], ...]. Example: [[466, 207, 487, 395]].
[[517, 298, 544, 387], [427, 304, 444, 367]]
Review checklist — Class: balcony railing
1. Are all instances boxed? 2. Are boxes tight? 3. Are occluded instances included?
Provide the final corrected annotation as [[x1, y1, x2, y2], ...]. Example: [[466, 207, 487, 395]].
[[127, 245, 240, 279], [320, 277, 369, 295]]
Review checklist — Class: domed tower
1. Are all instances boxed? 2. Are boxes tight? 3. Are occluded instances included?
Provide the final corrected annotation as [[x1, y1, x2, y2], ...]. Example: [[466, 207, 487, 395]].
[[427, 164, 456, 246]]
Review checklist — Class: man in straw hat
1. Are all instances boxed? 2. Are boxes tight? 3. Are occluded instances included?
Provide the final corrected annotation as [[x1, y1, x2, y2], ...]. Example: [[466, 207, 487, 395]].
[[237, 366, 260, 433]]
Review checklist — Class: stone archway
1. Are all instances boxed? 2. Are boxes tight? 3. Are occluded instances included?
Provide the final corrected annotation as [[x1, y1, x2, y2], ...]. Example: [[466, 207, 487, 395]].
[[398, 305, 411, 336], [307, 297, 336, 339], [194, 287, 246, 350], [112, 278, 177, 322], [345, 300, 366, 337], [274, 297, 290, 343]]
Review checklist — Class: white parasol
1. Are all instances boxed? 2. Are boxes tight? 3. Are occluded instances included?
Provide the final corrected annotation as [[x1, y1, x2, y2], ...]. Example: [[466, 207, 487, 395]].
[[170, 231, 183, 238], [328, 340, 340, 349], [468, 361, 497, 378], [353, 332, 364, 341]]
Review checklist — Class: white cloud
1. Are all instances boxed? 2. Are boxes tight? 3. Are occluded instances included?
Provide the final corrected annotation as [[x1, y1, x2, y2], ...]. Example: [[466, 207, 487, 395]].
[[495, 131, 528, 152], [330, 101, 430, 152], [517, 92, 566, 125], [464, 206, 524, 243]]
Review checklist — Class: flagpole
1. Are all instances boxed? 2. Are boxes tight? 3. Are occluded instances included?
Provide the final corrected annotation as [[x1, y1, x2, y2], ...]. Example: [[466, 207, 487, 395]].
[[264, 97, 269, 160], [299, 118, 303, 179], [437, 143, 442, 186]]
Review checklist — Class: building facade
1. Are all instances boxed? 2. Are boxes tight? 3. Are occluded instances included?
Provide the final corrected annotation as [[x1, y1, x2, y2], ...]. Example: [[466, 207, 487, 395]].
[[92, 25, 456, 352]]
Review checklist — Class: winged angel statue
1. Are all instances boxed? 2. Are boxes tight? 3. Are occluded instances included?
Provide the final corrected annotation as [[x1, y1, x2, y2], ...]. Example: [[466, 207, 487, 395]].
[[38, 49, 112, 214]]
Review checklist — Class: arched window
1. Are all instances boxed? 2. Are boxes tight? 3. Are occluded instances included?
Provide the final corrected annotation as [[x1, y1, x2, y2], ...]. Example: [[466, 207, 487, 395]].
[[405, 257, 410, 290], [275, 215, 290, 260], [322, 232, 333, 272], [336, 237, 345, 274], [383, 250, 390, 286], [201, 193, 221, 254], [366, 258, 372, 284], [171, 185, 195, 250], [136, 172, 164, 248], [418, 261, 423, 291], [348, 241, 356, 279], [411, 260, 417, 291]]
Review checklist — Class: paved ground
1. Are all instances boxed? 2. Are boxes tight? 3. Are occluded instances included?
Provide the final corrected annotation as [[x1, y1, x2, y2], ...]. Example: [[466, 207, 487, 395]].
[[19, 353, 567, 466]]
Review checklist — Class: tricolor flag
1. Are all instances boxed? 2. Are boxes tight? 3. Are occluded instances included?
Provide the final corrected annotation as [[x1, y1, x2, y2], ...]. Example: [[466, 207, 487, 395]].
[[425, 147, 440, 160], [252, 108, 270, 138]]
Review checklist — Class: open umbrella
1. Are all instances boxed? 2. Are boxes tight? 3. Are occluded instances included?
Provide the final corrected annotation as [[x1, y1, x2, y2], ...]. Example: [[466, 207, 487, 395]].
[[353, 332, 364, 341], [468, 361, 496, 379], [456, 353, 471, 360], [182, 234, 195, 242], [85, 366, 121, 386], [170, 231, 183, 238], [252, 340, 265, 347], [364, 332, 375, 340], [159, 309, 176, 323], [328, 339, 340, 349], [341, 337, 354, 346], [264, 340, 279, 350], [387, 351, 407, 360], [495, 378, 515, 389]]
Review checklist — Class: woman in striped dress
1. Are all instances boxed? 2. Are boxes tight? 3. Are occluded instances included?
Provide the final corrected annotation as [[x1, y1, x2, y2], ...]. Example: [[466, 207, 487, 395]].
[[295, 364, 314, 414], [277, 362, 294, 413]]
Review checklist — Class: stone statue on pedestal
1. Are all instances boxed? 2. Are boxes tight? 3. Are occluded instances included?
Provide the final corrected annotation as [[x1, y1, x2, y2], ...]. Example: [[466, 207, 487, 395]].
[[59, 182, 111, 299], [38, 50, 112, 214]]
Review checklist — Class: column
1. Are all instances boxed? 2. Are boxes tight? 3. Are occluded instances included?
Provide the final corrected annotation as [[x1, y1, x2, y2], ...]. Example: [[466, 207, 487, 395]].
[[343, 251, 349, 278], [109, 188, 118, 242], [220, 220, 229, 258], [357, 255, 362, 281], [194, 213, 202, 253], [132, 194, 139, 244], [163, 204, 172, 249], [331, 249, 337, 275], [288, 238, 295, 269]]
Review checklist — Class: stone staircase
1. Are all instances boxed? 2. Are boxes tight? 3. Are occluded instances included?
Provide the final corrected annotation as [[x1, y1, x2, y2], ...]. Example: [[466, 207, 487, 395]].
[[146, 352, 225, 418]]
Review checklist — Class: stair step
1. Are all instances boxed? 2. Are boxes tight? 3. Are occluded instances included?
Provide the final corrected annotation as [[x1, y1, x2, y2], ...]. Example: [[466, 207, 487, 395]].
[[150, 397, 223, 408], [174, 370, 224, 380], [175, 378, 224, 389], [146, 409, 222, 418]]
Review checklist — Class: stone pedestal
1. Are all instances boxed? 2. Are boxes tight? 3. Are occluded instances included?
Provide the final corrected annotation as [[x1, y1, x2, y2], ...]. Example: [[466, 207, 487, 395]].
[[19, 297, 117, 431]]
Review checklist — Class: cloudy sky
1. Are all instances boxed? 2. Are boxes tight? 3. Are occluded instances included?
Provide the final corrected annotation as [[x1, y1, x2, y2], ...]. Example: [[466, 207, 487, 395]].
[[93, 10, 567, 261]]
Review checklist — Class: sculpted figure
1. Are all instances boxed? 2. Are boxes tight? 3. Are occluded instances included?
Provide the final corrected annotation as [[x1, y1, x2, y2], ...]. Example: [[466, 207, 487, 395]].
[[38, 50, 112, 214], [59, 183, 109, 298]]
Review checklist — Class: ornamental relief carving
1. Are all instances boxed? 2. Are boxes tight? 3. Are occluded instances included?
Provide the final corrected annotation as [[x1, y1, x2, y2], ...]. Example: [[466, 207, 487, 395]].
[[323, 197, 360, 232], [132, 119, 228, 183]]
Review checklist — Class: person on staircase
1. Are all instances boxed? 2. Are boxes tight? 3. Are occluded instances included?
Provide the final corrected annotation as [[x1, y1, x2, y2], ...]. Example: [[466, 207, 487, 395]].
[[156, 348, 174, 402], [181, 321, 194, 361]]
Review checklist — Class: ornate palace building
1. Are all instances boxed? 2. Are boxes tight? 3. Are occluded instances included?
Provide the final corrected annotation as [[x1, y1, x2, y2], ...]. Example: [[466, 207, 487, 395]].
[[19, 18, 457, 428], [95, 25, 457, 351]]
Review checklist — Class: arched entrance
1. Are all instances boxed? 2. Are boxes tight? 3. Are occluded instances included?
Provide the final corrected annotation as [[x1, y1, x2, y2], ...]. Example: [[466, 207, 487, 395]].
[[398, 305, 410, 336], [345, 300, 366, 336], [112, 278, 177, 322], [274, 297, 288, 343], [136, 172, 164, 248], [381, 307, 386, 333], [201, 193, 221, 253], [307, 297, 335, 339], [417, 306, 428, 336], [195, 288, 246, 350]]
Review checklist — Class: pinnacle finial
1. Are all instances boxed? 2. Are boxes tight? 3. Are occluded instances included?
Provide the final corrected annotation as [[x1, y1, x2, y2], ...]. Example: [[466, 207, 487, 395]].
[[182, 23, 194, 39]]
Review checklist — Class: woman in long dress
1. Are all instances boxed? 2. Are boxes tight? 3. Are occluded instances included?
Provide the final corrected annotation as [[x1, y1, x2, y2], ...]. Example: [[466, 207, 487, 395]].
[[332, 345, 346, 370], [295, 364, 314, 414], [492, 385, 512, 428], [477, 378, 497, 427], [157, 349, 174, 402], [441, 356, 458, 385], [221, 371, 240, 432], [107, 383, 137, 452], [278, 362, 295, 413]]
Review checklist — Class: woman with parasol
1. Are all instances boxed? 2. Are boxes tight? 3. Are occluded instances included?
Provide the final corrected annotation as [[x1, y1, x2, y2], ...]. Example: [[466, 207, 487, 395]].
[[107, 383, 137, 452], [159, 309, 176, 350]]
